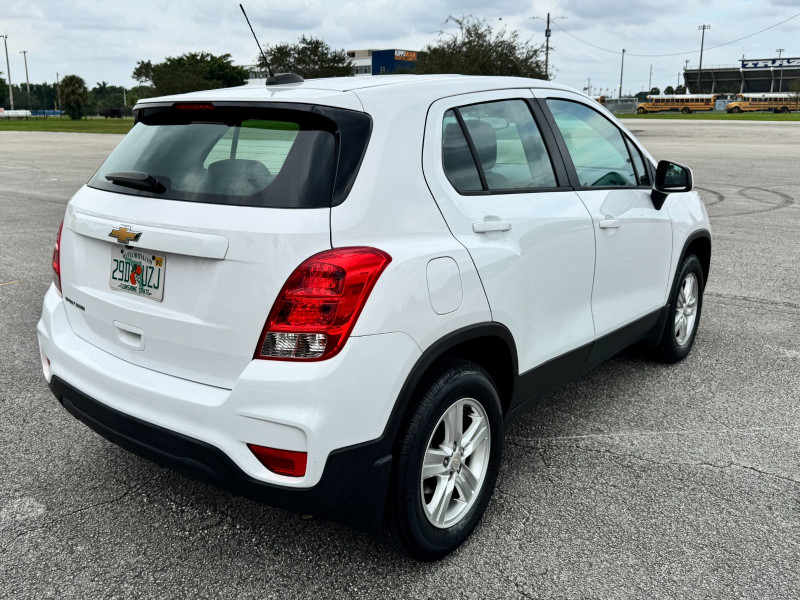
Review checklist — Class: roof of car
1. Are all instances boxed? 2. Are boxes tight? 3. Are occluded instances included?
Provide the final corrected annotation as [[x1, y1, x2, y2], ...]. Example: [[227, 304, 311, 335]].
[[135, 75, 580, 112]]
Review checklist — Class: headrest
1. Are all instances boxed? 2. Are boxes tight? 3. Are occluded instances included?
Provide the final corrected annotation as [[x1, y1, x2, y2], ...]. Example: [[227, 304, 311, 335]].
[[463, 120, 497, 170], [207, 159, 271, 195]]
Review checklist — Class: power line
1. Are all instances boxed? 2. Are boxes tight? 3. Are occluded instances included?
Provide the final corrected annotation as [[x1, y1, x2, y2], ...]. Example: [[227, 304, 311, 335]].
[[550, 10, 800, 58]]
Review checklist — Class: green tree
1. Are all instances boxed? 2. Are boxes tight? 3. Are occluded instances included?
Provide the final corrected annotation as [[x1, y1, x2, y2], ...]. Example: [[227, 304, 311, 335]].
[[132, 52, 248, 96], [0, 72, 6, 107], [257, 35, 353, 79], [415, 16, 546, 79], [675, 84, 687, 94], [650, 86, 661, 95], [127, 84, 156, 106], [664, 85, 675, 95], [59, 74, 89, 120]]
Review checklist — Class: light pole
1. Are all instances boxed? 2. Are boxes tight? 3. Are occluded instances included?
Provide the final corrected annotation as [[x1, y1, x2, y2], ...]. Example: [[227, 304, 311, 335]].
[[1, 35, 14, 110], [19, 50, 30, 108], [618, 49, 626, 99], [776, 48, 785, 92], [697, 25, 711, 93], [684, 59, 690, 92], [530, 13, 566, 81]]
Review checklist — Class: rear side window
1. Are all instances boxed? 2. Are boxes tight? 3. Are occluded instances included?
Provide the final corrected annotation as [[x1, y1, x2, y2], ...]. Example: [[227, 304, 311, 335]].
[[89, 105, 370, 209], [442, 99, 557, 194], [546, 99, 638, 188]]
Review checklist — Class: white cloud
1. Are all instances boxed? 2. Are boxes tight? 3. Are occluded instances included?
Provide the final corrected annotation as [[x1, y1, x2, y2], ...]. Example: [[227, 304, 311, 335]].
[[0, 0, 797, 95]]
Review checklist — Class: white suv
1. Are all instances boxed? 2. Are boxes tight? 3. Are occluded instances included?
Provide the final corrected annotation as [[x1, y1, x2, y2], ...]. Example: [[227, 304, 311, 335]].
[[37, 75, 710, 560]]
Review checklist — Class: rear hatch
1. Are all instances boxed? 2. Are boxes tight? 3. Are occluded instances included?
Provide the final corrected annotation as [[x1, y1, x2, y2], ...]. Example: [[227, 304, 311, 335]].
[[59, 100, 371, 389]]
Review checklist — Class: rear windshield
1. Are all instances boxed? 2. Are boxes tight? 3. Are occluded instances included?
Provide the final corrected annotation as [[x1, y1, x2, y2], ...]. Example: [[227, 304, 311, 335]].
[[88, 105, 356, 208]]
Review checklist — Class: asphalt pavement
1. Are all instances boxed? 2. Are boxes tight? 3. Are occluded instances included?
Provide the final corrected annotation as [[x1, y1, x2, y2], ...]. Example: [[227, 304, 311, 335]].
[[1, 122, 798, 599]]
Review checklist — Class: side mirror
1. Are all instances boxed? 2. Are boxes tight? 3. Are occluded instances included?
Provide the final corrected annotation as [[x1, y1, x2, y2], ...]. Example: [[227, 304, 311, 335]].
[[651, 160, 693, 210]]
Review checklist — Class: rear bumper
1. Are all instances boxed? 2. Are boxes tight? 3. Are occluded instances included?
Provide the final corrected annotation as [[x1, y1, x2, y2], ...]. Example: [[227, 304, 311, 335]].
[[48, 376, 393, 530], [37, 285, 422, 530]]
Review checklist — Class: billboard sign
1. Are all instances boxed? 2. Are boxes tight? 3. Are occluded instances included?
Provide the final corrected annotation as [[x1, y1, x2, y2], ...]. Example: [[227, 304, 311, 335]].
[[741, 58, 800, 69]]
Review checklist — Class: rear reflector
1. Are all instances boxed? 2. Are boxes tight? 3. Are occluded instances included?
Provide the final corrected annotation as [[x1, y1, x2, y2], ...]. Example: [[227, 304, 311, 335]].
[[255, 247, 391, 361], [53, 221, 63, 295], [248, 444, 307, 477]]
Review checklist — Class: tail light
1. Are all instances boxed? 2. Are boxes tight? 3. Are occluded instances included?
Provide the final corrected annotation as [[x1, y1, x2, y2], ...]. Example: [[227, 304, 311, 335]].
[[53, 221, 63, 295], [255, 247, 391, 361], [248, 444, 307, 477]]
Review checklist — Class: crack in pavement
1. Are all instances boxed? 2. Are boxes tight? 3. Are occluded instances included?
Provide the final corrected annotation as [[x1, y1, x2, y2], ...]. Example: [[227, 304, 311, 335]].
[[0, 478, 155, 554], [506, 439, 800, 486]]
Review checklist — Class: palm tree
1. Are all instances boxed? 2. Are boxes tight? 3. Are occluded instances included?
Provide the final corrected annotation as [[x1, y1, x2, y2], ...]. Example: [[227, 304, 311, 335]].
[[59, 75, 88, 120]]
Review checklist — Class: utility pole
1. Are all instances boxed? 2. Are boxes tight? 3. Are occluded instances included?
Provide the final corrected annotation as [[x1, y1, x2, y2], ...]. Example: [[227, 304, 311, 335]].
[[530, 13, 566, 81], [1, 35, 14, 110], [684, 59, 690, 92], [648, 64, 653, 92], [618, 49, 626, 99], [697, 24, 711, 93], [56, 71, 60, 112], [19, 50, 30, 108], [776, 48, 785, 92]]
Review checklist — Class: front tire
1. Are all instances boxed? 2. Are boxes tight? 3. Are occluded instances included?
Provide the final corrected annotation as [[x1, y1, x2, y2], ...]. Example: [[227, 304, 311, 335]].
[[382, 360, 503, 561], [655, 254, 705, 362], [682, 107, 692, 114]]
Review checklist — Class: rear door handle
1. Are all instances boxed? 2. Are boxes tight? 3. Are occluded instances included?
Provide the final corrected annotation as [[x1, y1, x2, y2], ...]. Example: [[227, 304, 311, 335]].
[[473, 221, 512, 233], [599, 219, 621, 229]]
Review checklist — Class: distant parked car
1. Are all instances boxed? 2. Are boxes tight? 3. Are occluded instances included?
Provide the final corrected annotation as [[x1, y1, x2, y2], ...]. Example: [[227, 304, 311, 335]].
[[99, 108, 123, 118], [39, 74, 711, 560]]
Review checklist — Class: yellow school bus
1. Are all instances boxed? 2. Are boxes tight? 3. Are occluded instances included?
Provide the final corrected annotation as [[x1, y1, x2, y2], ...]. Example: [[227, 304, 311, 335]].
[[726, 93, 799, 114], [636, 94, 717, 114]]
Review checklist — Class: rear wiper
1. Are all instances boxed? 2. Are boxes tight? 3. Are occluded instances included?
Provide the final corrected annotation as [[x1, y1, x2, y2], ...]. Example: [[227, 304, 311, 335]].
[[105, 171, 165, 193]]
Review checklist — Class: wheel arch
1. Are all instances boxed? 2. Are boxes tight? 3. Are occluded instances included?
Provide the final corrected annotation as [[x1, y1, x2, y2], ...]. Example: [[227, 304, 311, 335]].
[[384, 323, 518, 448], [681, 229, 711, 285]]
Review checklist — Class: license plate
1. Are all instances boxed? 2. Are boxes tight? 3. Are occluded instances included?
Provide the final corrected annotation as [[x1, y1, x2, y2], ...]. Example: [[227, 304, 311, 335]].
[[109, 247, 166, 302]]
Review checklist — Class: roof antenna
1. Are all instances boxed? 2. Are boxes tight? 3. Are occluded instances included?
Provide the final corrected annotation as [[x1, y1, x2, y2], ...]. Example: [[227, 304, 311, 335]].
[[239, 4, 304, 86]]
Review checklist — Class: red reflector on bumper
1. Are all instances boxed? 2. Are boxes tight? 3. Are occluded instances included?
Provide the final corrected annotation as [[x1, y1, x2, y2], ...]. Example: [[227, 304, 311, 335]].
[[247, 444, 307, 477]]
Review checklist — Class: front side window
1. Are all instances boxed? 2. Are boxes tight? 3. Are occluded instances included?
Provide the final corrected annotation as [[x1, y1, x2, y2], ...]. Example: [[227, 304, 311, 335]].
[[546, 99, 638, 188], [441, 99, 557, 193]]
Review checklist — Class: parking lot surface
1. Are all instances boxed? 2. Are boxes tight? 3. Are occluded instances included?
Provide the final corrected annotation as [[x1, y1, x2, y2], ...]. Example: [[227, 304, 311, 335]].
[[1, 122, 798, 599]]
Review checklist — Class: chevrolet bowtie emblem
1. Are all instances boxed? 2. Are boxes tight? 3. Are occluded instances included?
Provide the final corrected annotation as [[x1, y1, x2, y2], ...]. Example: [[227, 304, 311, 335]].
[[109, 226, 142, 244]]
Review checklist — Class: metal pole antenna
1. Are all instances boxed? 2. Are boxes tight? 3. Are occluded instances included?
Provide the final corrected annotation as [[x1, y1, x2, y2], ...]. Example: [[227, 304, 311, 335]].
[[697, 25, 710, 93], [1, 35, 14, 110], [648, 64, 652, 92], [776, 48, 785, 92], [618, 49, 626, 99]]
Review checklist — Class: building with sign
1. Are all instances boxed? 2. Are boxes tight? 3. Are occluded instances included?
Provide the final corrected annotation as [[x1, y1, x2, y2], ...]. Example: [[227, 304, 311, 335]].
[[347, 49, 418, 76], [684, 56, 800, 94]]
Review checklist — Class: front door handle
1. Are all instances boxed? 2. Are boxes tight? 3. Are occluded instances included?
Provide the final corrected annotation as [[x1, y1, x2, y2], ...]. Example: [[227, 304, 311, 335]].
[[473, 221, 512, 233], [599, 219, 621, 229]]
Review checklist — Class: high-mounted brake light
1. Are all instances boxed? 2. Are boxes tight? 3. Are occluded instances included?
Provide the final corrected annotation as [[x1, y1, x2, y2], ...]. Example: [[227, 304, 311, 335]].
[[255, 247, 392, 361], [248, 444, 307, 477], [174, 102, 215, 111], [52, 221, 63, 295]]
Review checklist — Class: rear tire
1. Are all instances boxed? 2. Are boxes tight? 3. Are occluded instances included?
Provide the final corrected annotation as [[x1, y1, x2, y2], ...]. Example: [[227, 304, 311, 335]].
[[381, 360, 503, 561], [681, 107, 692, 114], [654, 254, 705, 363], [781, 106, 789, 114]]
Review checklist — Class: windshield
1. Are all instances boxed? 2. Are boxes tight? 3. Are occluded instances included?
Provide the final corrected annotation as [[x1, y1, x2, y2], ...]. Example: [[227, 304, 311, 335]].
[[88, 106, 339, 208]]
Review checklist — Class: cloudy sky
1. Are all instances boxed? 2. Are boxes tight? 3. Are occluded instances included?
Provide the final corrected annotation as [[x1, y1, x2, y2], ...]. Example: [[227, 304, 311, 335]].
[[1, 0, 799, 95]]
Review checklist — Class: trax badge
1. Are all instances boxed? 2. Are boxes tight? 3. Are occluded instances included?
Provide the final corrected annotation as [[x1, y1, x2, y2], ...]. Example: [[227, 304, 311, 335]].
[[109, 226, 142, 244]]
